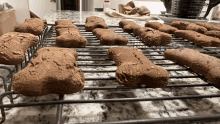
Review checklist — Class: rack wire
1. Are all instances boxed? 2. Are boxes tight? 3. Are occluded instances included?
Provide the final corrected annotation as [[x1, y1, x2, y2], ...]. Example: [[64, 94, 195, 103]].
[[1, 24, 220, 124]]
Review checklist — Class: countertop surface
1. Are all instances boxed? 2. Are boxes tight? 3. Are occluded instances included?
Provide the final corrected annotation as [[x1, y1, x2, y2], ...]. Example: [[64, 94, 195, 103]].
[[43, 10, 162, 26]]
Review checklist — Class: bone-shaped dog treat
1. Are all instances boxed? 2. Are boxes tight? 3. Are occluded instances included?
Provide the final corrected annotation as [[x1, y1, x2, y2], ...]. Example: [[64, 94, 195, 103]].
[[175, 30, 220, 47], [164, 49, 220, 87], [205, 31, 220, 39], [171, 21, 208, 34], [14, 18, 47, 35], [0, 32, 38, 65], [55, 20, 74, 26], [85, 16, 108, 32], [107, 47, 169, 87], [195, 22, 220, 31], [92, 28, 128, 45], [145, 22, 178, 34], [55, 20, 87, 48], [12, 47, 85, 96], [119, 20, 139, 33]]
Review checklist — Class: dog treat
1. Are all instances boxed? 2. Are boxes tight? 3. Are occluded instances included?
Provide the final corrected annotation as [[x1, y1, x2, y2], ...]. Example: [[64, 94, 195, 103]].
[[205, 31, 220, 39], [92, 28, 115, 39], [195, 22, 220, 31], [141, 28, 172, 45], [171, 21, 191, 30], [107, 47, 169, 87], [174, 30, 220, 47], [55, 20, 74, 26], [145, 22, 178, 34], [12, 47, 85, 96], [92, 28, 128, 45], [85, 16, 108, 32], [171, 21, 208, 33], [55, 21, 87, 48], [14, 18, 47, 35], [164, 49, 220, 87], [0, 32, 38, 65], [186, 23, 208, 34], [119, 20, 139, 33]]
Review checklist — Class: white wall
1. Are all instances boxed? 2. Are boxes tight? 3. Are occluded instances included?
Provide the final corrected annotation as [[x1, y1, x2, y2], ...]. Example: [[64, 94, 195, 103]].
[[1, 0, 30, 24], [28, 0, 56, 19]]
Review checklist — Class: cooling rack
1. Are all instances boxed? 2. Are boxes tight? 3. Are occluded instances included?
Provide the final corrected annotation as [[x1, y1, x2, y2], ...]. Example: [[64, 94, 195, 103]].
[[0, 24, 220, 124]]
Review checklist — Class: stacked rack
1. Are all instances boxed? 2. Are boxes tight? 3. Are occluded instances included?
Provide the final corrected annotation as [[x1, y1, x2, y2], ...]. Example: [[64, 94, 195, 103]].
[[0, 24, 220, 124]]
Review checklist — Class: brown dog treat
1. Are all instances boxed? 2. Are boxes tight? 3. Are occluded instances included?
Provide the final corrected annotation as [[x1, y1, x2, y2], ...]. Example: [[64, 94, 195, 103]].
[[164, 49, 220, 87], [12, 47, 85, 96], [205, 31, 220, 39], [195, 22, 220, 31], [85, 16, 108, 32], [137, 6, 150, 16], [14, 18, 46, 35], [55, 25, 78, 29], [174, 30, 220, 47], [0, 32, 38, 65], [124, 8, 138, 15], [126, 1, 135, 8], [186, 23, 208, 34], [100, 34, 128, 45], [145, 22, 178, 34], [119, 20, 139, 33], [141, 28, 172, 45], [56, 28, 81, 36], [107, 47, 169, 87], [92, 28, 115, 39], [55, 20, 74, 26], [171, 21, 191, 30]]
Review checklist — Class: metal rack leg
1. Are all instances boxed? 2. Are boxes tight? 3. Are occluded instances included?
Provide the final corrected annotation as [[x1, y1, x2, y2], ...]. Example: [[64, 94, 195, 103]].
[[56, 95, 64, 124]]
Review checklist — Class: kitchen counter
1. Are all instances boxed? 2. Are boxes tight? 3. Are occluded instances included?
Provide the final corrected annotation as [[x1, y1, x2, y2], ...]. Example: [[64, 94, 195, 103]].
[[1, 10, 220, 124], [43, 10, 161, 26]]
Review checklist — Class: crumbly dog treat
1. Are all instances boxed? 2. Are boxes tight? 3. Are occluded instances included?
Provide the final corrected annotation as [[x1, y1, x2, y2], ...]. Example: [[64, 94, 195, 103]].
[[92, 28, 128, 45], [195, 22, 220, 31], [107, 47, 169, 87], [14, 18, 47, 35], [85, 16, 108, 32], [164, 49, 220, 87], [141, 28, 172, 45], [55, 21, 87, 48], [205, 31, 220, 39], [0, 32, 38, 65], [186, 23, 208, 34], [174, 30, 220, 47], [55, 20, 74, 26], [92, 28, 115, 39], [12, 47, 85, 96], [119, 20, 139, 33], [145, 22, 178, 34], [171, 21, 191, 30], [100, 34, 128, 45]]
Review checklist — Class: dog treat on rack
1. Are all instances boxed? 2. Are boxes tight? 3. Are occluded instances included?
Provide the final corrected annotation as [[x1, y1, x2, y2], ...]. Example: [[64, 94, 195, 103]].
[[195, 22, 220, 31], [174, 30, 220, 47], [164, 49, 220, 87], [171, 21, 208, 34], [92, 28, 128, 45], [140, 28, 172, 45], [55, 21, 87, 48], [85, 16, 108, 32], [107, 47, 169, 87], [205, 31, 220, 39], [171, 21, 191, 30], [145, 22, 178, 34], [0, 32, 38, 65], [186, 23, 208, 34], [92, 28, 115, 39], [14, 18, 47, 35], [55, 20, 74, 26], [12, 47, 85, 96], [119, 20, 139, 33]]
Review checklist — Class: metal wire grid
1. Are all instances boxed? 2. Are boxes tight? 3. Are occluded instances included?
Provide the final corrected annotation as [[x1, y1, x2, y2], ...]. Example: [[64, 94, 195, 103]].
[[0, 24, 220, 124]]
